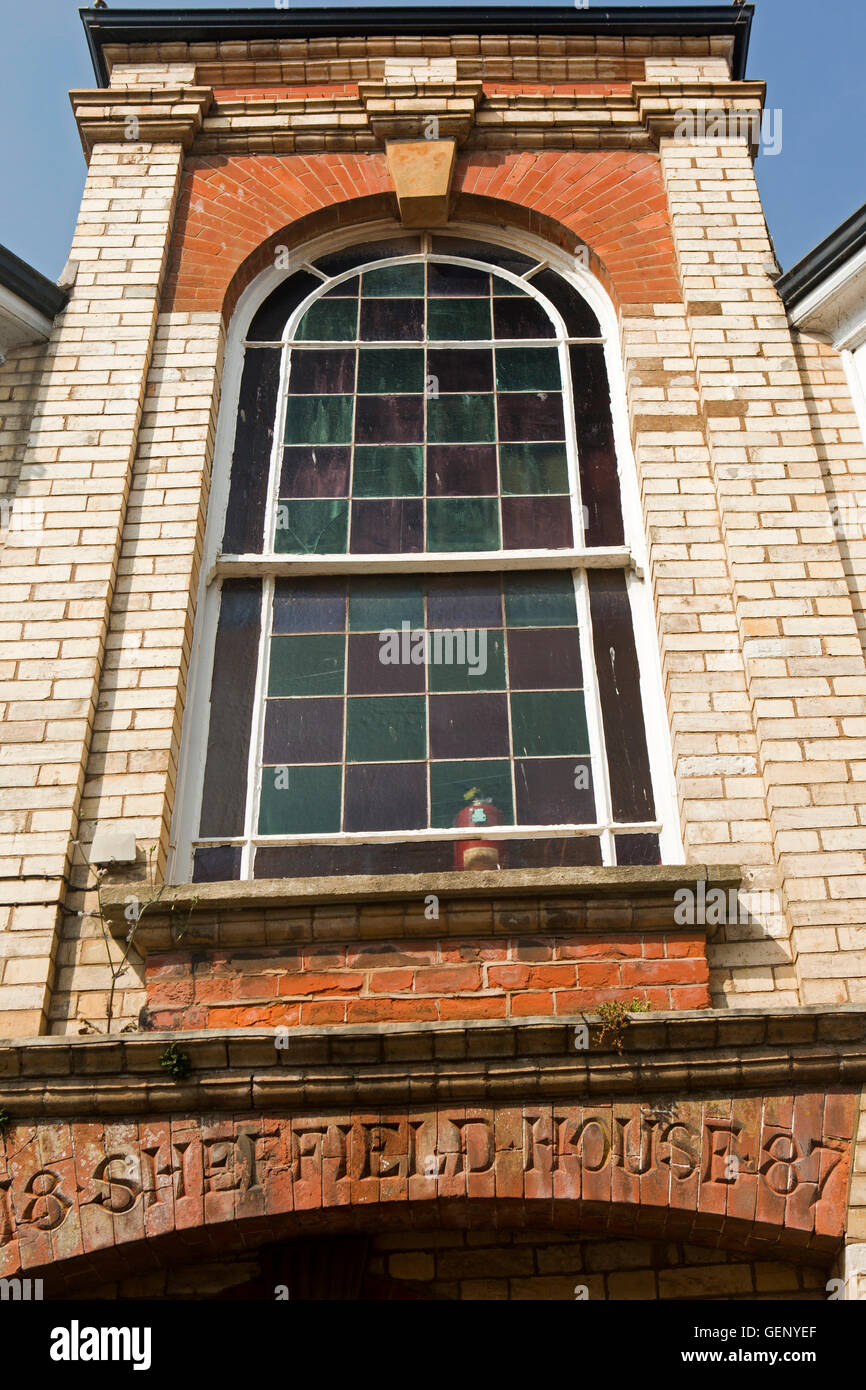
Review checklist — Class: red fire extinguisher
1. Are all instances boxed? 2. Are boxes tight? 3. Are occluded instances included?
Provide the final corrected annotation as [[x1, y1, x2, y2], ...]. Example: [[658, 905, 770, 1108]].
[[454, 787, 504, 871]]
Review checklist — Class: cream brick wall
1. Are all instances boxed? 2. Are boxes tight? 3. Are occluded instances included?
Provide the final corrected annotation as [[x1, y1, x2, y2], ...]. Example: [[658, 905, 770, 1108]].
[[0, 343, 48, 541], [658, 133, 866, 1005], [0, 141, 185, 1036]]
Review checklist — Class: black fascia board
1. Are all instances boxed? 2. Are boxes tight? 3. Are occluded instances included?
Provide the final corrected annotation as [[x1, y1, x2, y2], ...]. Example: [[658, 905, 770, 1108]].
[[79, 6, 754, 87], [776, 202, 866, 312], [0, 244, 69, 323]]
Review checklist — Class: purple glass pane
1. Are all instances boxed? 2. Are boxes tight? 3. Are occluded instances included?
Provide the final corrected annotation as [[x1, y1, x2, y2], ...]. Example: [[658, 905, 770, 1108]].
[[501, 496, 573, 550], [515, 758, 596, 826], [355, 395, 424, 445], [427, 445, 498, 497], [222, 348, 279, 555], [531, 270, 602, 337], [507, 627, 583, 690], [497, 392, 565, 442], [615, 834, 661, 866], [493, 298, 554, 339], [505, 836, 602, 869], [247, 271, 322, 341], [279, 446, 350, 499], [360, 298, 424, 341], [262, 696, 345, 764], [288, 349, 355, 394], [192, 845, 242, 882], [323, 276, 360, 297], [255, 838, 454, 877], [427, 348, 493, 393], [347, 631, 426, 695], [350, 499, 423, 553], [588, 569, 655, 821], [426, 575, 503, 629], [199, 579, 261, 839], [272, 577, 347, 634], [427, 263, 490, 297], [429, 693, 510, 759], [344, 762, 427, 831], [568, 344, 624, 546]]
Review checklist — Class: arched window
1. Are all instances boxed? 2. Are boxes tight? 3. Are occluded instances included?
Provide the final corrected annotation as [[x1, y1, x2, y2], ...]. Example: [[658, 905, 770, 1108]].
[[177, 233, 676, 882]]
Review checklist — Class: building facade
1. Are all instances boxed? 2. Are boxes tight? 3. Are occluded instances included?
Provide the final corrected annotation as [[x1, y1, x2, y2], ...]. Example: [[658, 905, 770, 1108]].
[[1, 4, 866, 1300]]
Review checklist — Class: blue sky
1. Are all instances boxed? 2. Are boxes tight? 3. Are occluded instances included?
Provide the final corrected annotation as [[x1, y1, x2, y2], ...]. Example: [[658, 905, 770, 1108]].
[[1, 1, 863, 280]]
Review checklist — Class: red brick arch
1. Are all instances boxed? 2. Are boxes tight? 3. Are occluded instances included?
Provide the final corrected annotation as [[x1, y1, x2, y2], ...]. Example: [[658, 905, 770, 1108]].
[[0, 1093, 853, 1294], [163, 148, 680, 324]]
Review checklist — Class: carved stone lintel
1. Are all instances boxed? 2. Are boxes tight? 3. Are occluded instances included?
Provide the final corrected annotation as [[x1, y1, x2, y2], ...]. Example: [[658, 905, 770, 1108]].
[[70, 86, 214, 161], [385, 139, 457, 227], [633, 79, 767, 151], [360, 79, 483, 145]]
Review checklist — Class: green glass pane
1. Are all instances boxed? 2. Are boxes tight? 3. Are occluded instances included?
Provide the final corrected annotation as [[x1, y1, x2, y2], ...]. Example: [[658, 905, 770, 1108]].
[[295, 298, 358, 341], [495, 346, 562, 392], [353, 445, 423, 497], [258, 763, 342, 835], [268, 633, 345, 696], [349, 576, 425, 631], [428, 629, 506, 692], [284, 395, 353, 445], [428, 299, 492, 341], [346, 695, 426, 762], [274, 499, 348, 554], [500, 443, 570, 496], [427, 498, 500, 552], [429, 759, 514, 828], [362, 263, 426, 297], [427, 394, 495, 444], [504, 572, 577, 627], [510, 690, 589, 757], [357, 348, 425, 394]]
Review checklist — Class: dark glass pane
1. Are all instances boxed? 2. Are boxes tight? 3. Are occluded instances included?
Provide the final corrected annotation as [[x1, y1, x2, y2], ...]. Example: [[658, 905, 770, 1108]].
[[504, 572, 577, 628], [313, 238, 421, 278], [273, 577, 346, 634], [347, 631, 426, 695], [323, 275, 359, 298], [255, 839, 454, 877], [616, 834, 661, 865], [495, 346, 561, 392], [222, 348, 279, 555], [510, 690, 589, 757], [355, 394, 424, 445], [360, 298, 424, 341], [426, 497, 500, 551], [507, 627, 582, 690], [288, 348, 355, 395], [427, 394, 495, 444], [350, 498, 423, 553], [430, 238, 538, 278], [279, 446, 350, 499], [247, 270, 322, 341], [588, 569, 655, 822], [531, 269, 602, 338], [493, 297, 555, 339], [362, 263, 425, 297], [497, 391, 565, 443], [199, 579, 261, 839], [569, 344, 624, 546], [259, 763, 342, 835], [502, 496, 574, 550], [428, 630, 506, 693], [429, 760, 514, 828], [192, 845, 242, 883], [499, 442, 569, 496], [428, 692, 510, 759], [426, 574, 503, 629], [295, 298, 358, 342], [344, 763, 427, 832], [357, 348, 424, 394], [346, 694, 426, 763], [284, 395, 353, 446], [352, 445, 423, 497], [427, 444, 497, 496], [349, 576, 425, 632], [427, 348, 493, 394], [263, 696, 344, 764], [274, 498, 348, 554], [515, 758, 596, 825], [506, 836, 602, 868], [428, 298, 491, 341], [427, 263, 490, 297], [268, 633, 345, 697]]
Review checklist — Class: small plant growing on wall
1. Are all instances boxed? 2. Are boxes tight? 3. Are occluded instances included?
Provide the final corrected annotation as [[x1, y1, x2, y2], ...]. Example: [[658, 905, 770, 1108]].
[[0, 1107, 10, 1131], [160, 1043, 191, 1082], [593, 997, 652, 1054]]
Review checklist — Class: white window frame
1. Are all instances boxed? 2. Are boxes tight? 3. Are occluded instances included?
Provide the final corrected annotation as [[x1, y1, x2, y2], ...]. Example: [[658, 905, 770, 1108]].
[[170, 221, 682, 883]]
